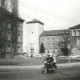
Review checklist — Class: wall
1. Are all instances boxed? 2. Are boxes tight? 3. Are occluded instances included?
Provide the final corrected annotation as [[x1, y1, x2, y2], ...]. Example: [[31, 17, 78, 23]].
[[23, 22, 44, 56]]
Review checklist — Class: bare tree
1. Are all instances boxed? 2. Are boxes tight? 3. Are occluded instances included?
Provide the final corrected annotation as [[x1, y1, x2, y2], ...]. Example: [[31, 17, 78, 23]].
[[0, 11, 7, 58], [1, 0, 6, 7], [11, 0, 18, 15], [0, 0, 19, 58]]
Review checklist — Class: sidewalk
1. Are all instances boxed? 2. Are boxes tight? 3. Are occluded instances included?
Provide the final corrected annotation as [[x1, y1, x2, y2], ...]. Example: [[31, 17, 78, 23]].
[[0, 62, 80, 70]]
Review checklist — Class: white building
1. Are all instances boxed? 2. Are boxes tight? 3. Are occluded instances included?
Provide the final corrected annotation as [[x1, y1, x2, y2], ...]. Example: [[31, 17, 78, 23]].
[[23, 19, 44, 56]]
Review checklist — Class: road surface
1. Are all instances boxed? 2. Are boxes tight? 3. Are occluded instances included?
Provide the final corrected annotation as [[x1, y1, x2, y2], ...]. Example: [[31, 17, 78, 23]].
[[0, 65, 80, 80]]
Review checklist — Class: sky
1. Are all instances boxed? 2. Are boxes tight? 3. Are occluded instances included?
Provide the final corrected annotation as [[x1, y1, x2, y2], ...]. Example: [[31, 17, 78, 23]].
[[18, 0, 80, 30]]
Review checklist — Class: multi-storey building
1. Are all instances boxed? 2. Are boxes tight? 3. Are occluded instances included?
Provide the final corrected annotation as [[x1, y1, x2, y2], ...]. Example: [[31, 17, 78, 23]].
[[0, 0, 24, 58], [0, 7, 24, 58], [70, 24, 80, 55], [40, 30, 70, 56], [24, 19, 80, 56]]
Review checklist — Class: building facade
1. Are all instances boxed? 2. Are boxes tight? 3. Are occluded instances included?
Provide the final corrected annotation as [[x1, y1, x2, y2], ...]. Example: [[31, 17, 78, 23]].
[[24, 19, 80, 56], [23, 19, 44, 56], [40, 30, 70, 56], [70, 24, 80, 55], [0, 7, 24, 58]]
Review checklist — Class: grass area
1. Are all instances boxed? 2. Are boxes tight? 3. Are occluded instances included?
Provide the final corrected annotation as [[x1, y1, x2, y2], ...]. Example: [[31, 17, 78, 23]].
[[0, 57, 44, 66], [0, 56, 80, 66]]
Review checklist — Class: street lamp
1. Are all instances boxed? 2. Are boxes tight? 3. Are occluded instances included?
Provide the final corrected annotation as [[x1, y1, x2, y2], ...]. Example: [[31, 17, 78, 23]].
[[67, 44, 71, 63]]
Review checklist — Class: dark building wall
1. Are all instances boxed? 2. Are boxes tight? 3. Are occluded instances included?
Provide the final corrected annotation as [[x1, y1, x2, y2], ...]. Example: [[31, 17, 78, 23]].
[[0, 7, 23, 58]]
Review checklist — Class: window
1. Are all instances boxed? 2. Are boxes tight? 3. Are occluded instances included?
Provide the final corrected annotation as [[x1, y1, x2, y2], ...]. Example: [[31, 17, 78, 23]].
[[18, 47, 20, 52], [7, 34, 11, 40], [47, 43, 49, 45], [42, 38, 44, 41], [18, 24, 21, 30], [47, 38, 49, 41], [7, 44, 11, 52], [8, 45, 10, 47], [7, 47, 11, 52], [18, 35, 20, 42], [57, 38, 60, 42], [53, 43, 54, 48], [66, 31, 68, 33], [77, 38, 80, 45], [56, 32, 58, 34], [72, 30, 76, 36], [62, 32, 64, 33], [53, 32, 54, 34], [77, 30, 80, 36], [8, 22, 11, 28], [68, 38, 70, 41]]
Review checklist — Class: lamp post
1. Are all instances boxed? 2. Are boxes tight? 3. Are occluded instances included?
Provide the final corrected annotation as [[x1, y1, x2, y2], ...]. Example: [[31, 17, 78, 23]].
[[30, 32, 34, 58], [68, 44, 71, 63]]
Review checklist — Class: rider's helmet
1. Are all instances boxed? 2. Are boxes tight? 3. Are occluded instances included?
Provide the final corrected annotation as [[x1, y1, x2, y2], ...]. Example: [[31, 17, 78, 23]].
[[47, 53, 52, 57]]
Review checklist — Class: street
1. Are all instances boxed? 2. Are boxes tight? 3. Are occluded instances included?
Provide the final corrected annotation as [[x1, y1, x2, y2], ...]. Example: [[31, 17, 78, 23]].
[[0, 65, 80, 80]]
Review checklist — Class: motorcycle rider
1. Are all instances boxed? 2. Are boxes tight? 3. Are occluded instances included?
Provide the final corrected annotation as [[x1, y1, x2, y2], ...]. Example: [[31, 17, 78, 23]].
[[44, 53, 54, 69]]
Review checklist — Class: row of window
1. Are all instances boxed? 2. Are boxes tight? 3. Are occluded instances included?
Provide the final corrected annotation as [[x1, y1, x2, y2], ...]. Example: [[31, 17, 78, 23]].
[[6, 47, 21, 52], [7, 22, 21, 31], [41, 37, 70, 42], [42, 42, 59, 49], [53, 31, 69, 34], [7, 34, 21, 42], [42, 38, 57, 41]]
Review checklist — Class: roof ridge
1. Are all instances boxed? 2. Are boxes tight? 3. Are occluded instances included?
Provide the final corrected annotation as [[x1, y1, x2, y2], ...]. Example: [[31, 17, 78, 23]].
[[26, 19, 44, 25]]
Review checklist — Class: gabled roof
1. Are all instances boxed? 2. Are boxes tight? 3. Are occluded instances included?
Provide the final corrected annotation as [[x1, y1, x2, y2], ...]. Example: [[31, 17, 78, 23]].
[[69, 24, 80, 29], [26, 19, 44, 25], [40, 29, 70, 36], [0, 7, 24, 22]]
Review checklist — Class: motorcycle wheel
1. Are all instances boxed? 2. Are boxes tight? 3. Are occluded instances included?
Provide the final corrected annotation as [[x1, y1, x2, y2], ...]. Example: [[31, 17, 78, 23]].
[[42, 67, 47, 74]]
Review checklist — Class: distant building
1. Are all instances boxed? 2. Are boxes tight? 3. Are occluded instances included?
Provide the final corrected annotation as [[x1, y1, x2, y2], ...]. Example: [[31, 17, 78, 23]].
[[40, 30, 70, 56], [24, 19, 80, 56], [24, 19, 44, 56], [70, 24, 80, 55], [0, 7, 24, 58]]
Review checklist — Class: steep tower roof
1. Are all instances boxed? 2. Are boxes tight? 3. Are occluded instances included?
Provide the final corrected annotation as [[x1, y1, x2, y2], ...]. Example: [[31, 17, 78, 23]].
[[26, 19, 44, 25]]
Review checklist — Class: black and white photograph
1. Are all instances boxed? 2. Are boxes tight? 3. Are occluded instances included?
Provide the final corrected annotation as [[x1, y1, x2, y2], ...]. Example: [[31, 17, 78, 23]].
[[0, 0, 80, 80]]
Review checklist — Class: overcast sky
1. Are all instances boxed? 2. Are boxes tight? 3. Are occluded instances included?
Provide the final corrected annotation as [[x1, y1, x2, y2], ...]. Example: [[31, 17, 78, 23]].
[[18, 0, 80, 30]]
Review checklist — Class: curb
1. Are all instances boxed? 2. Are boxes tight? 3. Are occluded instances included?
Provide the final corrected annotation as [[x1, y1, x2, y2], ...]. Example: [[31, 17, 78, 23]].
[[0, 62, 80, 70]]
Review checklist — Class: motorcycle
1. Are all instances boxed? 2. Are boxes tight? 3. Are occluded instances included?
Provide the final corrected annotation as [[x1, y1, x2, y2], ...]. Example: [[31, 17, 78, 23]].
[[42, 60, 57, 74]]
